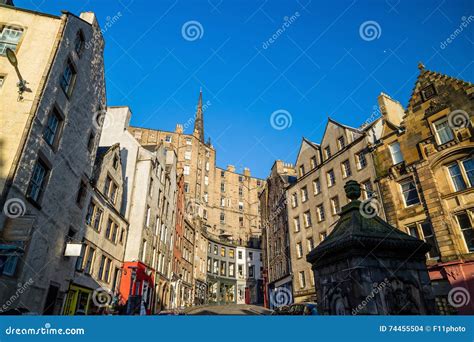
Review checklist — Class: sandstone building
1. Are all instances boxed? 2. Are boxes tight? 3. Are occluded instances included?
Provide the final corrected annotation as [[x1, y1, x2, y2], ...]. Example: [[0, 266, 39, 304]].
[[99, 106, 177, 314], [64, 144, 128, 315], [373, 64, 474, 314], [287, 119, 382, 303], [259, 160, 296, 308], [127, 92, 264, 244], [0, 4, 106, 314]]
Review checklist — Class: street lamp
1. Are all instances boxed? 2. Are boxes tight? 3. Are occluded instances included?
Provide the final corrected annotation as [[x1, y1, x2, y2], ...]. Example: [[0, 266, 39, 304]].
[[6, 47, 27, 100]]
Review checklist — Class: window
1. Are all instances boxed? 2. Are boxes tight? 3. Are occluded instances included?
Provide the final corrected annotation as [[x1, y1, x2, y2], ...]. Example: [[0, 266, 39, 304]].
[[204, 176, 209, 186], [303, 211, 312, 227], [213, 245, 218, 255], [327, 169, 335, 187], [301, 186, 308, 202], [317, 204, 325, 222], [448, 158, 474, 192], [291, 193, 298, 208], [86, 201, 103, 230], [27, 159, 49, 202], [98, 255, 107, 281], [165, 135, 172, 143], [229, 263, 235, 277], [362, 180, 374, 200], [221, 170, 225, 177], [60, 59, 77, 97], [320, 231, 327, 241], [220, 261, 227, 276], [185, 137, 192, 145], [148, 178, 154, 196], [0, 75, 4, 88], [293, 217, 301, 232], [356, 151, 367, 170], [400, 178, 420, 206], [299, 165, 305, 177], [220, 212, 225, 223], [238, 264, 243, 277], [299, 271, 306, 288], [183, 165, 190, 175], [43, 108, 62, 147], [221, 247, 226, 257], [249, 252, 253, 260], [433, 117, 454, 145], [310, 156, 317, 169], [337, 136, 345, 150], [113, 155, 119, 170], [238, 250, 243, 259], [249, 265, 255, 278], [456, 213, 474, 252], [307, 237, 314, 252], [239, 216, 244, 227], [324, 146, 331, 160], [74, 30, 85, 56], [0, 26, 24, 56], [239, 201, 244, 211], [313, 178, 321, 195], [145, 206, 151, 227], [341, 160, 351, 178], [407, 222, 440, 259], [389, 142, 404, 165], [184, 182, 189, 193], [213, 260, 219, 274], [229, 249, 235, 258], [330, 197, 340, 215], [84, 246, 96, 275], [239, 186, 243, 197], [87, 133, 95, 153], [220, 182, 225, 192], [141, 240, 147, 262], [203, 192, 208, 203], [239, 176, 244, 182], [184, 151, 192, 160], [76, 180, 87, 207], [220, 197, 226, 207]]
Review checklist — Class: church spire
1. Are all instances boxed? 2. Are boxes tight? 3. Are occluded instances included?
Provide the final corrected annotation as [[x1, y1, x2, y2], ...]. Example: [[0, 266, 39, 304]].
[[193, 89, 205, 143]]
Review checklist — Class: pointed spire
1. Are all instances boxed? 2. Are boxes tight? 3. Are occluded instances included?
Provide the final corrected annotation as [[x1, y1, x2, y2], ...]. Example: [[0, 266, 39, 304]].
[[418, 61, 425, 72], [193, 89, 205, 143]]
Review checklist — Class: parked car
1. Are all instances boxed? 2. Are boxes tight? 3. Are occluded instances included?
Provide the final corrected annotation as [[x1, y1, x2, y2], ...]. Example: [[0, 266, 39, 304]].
[[288, 302, 319, 315], [270, 305, 290, 315]]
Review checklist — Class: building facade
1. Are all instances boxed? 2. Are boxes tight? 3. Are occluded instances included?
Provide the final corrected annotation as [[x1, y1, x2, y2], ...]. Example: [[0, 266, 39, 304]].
[[126, 92, 264, 244], [64, 144, 128, 315], [287, 119, 382, 303], [259, 160, 296, 308], [0, 5, 106, 314], [192, 218, 208, 305], [373, 64, 474, 314], [99, 106, 177, 314]]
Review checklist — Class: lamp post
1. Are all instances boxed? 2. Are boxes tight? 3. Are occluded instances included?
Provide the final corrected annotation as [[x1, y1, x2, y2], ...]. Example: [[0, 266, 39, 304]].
[[6, 47, 27, 100]]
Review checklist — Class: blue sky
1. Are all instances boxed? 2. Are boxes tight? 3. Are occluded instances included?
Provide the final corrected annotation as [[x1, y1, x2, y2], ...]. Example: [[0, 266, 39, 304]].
[[17, 0, 474, 178]]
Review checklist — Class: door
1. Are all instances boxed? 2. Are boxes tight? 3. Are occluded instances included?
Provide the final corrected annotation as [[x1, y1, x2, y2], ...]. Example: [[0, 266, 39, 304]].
[[43, 284, 60, 315]]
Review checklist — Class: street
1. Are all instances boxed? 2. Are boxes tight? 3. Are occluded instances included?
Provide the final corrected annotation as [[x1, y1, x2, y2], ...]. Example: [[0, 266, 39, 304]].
[[185, 304, 272, 315]]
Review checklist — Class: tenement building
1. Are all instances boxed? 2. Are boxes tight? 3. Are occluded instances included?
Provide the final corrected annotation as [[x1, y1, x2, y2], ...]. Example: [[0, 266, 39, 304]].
[[192, 217, 209, 305], [373, 64, 474, 314], [65, 144, 128, 315], [287, 119, 382, 303], [100, 107, 177, 314], [127, 91, 264, 244], [259, 160, 296, 308], [0, 4, 106, 314]]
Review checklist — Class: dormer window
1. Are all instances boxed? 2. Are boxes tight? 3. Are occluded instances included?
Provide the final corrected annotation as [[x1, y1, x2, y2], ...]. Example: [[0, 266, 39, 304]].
[[433, 117, 454, 145], [324, 146, 331, 160], [337, 136, 345, 150], [299, 165, 305, 177]]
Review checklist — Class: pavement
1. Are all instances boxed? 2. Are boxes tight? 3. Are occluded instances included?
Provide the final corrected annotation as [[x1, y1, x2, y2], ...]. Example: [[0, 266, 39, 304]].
[[184, 304, 272, 315]]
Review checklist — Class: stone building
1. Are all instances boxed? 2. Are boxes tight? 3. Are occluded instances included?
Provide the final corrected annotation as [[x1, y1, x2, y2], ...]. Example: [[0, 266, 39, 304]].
[[170, 174, 185, 309], [127, 91, 264, 244], [99, 106, 177, 314], [287, 119, 382, 303], [192, 218, 208, 305], [206, 234, 238, 304], [0, 4, 106, 314], [64, 144, 128, 315], [259, 160, 296, 308], [373, 64, 474, 314], [180, 218, 195, 307]]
